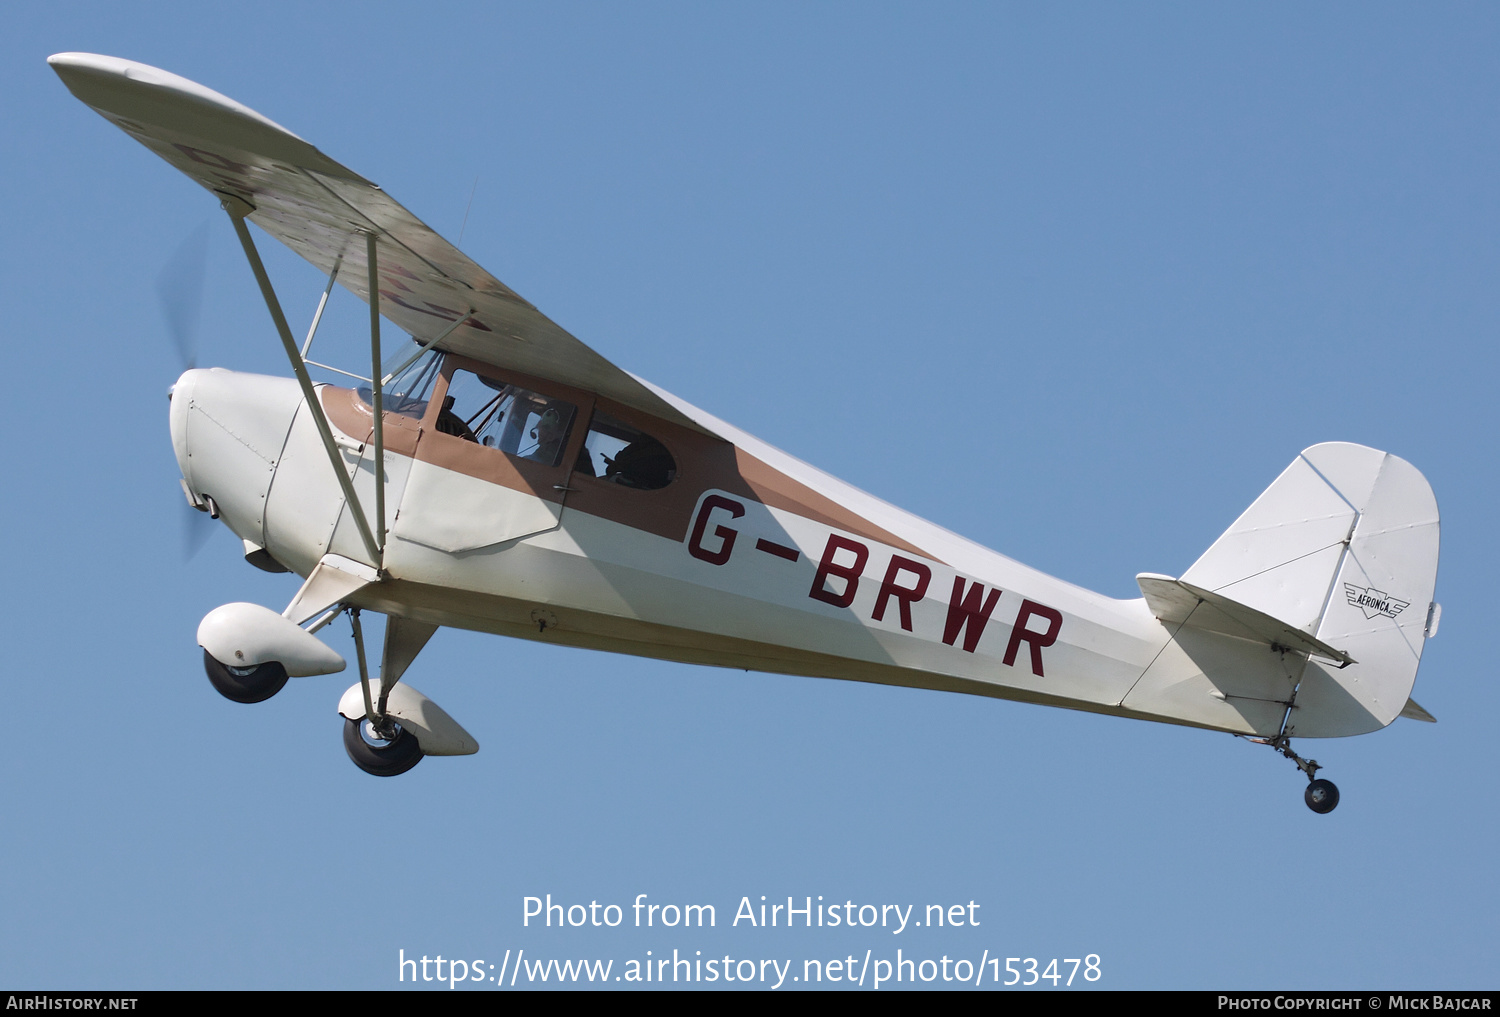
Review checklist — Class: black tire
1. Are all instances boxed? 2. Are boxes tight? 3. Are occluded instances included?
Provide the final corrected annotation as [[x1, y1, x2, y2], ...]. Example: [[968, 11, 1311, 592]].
[[1305, 778, 1340, 814], [203, 648, 289, 704], [342, 717, 423, 777]]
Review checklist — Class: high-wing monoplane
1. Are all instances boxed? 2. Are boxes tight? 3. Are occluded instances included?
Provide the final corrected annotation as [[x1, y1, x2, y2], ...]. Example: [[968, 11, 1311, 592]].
[[50, 53, 1442, 812]]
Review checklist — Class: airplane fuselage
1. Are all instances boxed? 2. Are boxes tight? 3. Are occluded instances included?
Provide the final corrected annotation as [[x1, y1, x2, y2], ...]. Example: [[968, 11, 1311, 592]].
[[170, 359, 1330, 739]]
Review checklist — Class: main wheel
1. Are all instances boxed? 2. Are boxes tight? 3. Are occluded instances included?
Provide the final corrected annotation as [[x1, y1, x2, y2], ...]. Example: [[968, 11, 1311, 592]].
[[1305, 778, 1340, 814], [203, 649, 289, 704], [342, 716, 423, 777]]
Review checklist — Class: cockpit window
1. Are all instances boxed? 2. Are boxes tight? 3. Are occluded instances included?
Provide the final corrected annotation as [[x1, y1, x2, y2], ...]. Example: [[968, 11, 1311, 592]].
[[357, 347, 443, 420], [442, 369, 578, 468], [580, 410, 676, 489]]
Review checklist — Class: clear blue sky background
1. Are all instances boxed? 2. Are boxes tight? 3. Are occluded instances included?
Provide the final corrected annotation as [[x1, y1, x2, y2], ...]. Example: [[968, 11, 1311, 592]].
[[4, 2, 1498, 990]]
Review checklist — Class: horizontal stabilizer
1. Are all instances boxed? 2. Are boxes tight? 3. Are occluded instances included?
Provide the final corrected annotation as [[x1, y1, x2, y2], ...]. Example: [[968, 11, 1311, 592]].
[[1137, 573, 1355, 666], [1399, 698, 1436, 723]]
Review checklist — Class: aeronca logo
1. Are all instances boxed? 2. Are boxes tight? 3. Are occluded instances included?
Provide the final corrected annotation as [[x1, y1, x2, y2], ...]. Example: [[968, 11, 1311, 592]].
[[1344, 584, 1410, 621]]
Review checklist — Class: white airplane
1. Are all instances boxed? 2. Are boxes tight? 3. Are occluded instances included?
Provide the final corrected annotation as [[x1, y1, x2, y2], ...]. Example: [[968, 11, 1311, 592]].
[[50, 53, 1442, 811]]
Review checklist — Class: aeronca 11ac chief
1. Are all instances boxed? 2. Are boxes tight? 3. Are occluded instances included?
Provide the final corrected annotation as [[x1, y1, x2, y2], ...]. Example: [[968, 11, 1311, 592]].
[[51, 53, 1442, 812]]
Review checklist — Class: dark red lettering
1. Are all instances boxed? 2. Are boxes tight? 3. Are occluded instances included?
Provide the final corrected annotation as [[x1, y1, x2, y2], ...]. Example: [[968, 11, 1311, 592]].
[[687, 495, 745, 565], [943, 578, 1002, 653], [1002, 599, 1064, 677], [809, 535, 869, 608], [871, 556, 931, 631], [754, 538, 800, 562], [172, 143, 249, 175]]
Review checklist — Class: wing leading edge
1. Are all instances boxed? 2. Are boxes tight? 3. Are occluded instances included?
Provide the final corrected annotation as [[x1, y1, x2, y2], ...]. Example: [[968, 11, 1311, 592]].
[[49, 52, 716, 436]]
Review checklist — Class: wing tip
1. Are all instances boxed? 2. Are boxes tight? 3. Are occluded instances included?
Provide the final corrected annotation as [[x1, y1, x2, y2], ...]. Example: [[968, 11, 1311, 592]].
[[47, 51, 305, 141], [48, 51, 375, 186]]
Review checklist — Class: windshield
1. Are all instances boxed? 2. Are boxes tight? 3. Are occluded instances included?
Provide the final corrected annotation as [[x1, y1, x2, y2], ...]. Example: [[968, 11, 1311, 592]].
[[357, 347, 441, 420]]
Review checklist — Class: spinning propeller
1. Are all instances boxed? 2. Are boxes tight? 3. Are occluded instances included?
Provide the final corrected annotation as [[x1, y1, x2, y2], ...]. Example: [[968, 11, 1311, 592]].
[[157, 223, 215, 560]]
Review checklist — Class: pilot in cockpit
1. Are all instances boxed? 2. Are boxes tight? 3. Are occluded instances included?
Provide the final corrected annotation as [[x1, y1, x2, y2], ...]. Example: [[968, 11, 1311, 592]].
[[435, 395, 477, 442], [525, 403, 569, 465]]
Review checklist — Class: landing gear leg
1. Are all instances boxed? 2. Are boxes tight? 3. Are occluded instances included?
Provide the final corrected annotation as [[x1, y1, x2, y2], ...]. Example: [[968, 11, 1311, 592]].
[[342, 608, 423, 777], [1251, 734, 1339, 814], [1244, 666, 1340, 814]]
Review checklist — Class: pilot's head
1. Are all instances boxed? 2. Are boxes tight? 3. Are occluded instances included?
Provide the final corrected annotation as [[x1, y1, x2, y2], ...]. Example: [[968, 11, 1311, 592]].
[[533, 405, 565, 441]]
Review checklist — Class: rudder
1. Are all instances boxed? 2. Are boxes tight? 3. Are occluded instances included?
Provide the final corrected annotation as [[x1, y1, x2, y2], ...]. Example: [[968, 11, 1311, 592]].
[[1180, 442, 1439, 736]]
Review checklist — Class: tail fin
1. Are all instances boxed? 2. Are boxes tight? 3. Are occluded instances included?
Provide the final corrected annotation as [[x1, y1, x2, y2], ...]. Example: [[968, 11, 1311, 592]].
[[1176, 442, 1440, 736]]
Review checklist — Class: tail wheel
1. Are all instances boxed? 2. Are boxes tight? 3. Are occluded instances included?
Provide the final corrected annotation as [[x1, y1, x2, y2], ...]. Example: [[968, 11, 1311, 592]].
[[203, 649, 289, 704], [342, 717, 423, 777], [1305, 778, 1340, 814]]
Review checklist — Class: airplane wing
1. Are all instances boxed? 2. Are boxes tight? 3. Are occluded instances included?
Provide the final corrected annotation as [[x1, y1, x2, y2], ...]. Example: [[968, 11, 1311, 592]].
[[49, 52, 716, 436]]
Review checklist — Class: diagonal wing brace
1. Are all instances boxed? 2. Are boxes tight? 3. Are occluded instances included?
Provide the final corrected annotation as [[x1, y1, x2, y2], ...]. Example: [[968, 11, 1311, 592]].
[[222, 193, 384, 565]]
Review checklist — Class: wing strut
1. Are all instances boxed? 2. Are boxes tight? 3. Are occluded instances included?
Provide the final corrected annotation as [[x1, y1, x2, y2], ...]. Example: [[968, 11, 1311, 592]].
[[300, 254, 342, 358], [301, 255, 374, 384], [382, 312, 471, 386], [366, 230, 386, 555], [222, 194, 384, 566]]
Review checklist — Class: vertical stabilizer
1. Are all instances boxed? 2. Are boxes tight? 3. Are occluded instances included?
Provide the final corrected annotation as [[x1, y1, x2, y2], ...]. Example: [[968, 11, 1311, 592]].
[[1179, 443, 1439, 735]]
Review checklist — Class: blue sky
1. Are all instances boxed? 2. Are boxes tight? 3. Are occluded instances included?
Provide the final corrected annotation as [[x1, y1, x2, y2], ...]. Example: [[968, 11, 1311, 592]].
[[5, 2, 1499, 990]]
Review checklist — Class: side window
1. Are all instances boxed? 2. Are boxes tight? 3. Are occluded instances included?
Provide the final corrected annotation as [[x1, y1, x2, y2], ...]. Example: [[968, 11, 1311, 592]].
[[441, 369, 578, 468], [581, 410, 676, 490]]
